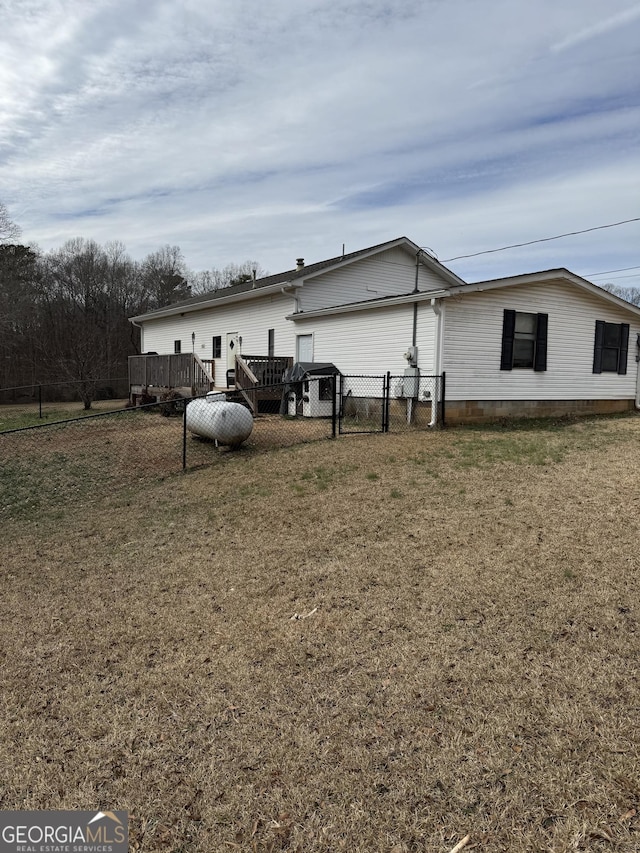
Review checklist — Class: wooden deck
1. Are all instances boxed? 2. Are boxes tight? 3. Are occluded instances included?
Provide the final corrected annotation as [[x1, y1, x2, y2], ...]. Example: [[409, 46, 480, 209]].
[[129, 353, 215, 400], [234, 355, 293, 414], [129, 353, 294, 411]]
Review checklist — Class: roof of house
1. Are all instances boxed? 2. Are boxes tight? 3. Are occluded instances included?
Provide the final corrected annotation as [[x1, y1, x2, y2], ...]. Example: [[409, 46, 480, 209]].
[[463, 268, 640, 318], [130, 238, 640, 325], [129, 236, 464, 322]]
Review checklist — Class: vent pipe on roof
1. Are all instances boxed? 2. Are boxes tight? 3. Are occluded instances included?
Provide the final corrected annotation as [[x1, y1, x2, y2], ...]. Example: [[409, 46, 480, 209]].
[[252, 269, 257, 288], [296, 258, 305, 271]]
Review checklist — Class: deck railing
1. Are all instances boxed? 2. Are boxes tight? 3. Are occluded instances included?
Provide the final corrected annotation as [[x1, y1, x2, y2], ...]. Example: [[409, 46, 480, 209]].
[[129, 354, 214, 396], [234, 355, 294, 414], [242, 355, 293, 386], [194, 354, 215, 391]]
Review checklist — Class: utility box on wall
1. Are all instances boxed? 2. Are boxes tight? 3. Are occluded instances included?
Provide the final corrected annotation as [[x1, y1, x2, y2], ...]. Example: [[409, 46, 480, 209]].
[[403, 366, 420, 398]]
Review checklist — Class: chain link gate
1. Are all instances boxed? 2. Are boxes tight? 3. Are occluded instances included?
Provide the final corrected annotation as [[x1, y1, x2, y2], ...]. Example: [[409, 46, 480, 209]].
[[338, 374, 388, 434], [338, 372, 445, 434]]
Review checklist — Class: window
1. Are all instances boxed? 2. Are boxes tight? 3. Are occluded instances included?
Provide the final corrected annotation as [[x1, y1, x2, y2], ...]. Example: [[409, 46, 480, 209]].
[[593, 321, 629, 374], [212, 335, 222, 359], [268, 328, 275, 358], [174, 340, 181, 354], [500, 310, 548, 371]]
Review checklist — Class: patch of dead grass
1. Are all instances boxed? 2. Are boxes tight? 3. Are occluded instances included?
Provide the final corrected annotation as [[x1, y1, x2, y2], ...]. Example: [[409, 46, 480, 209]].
[[1, 414, 640, 851]]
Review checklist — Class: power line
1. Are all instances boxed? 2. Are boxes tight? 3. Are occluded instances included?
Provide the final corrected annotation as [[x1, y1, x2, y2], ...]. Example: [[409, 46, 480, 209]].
[[590, 272, 640, 283], [441, 217, 640, 262], [587, 265, 640, 277]]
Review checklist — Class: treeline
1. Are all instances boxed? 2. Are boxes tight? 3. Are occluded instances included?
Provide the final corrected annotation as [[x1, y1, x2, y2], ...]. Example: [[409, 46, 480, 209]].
[[0, 205, 264, 404], [602, 283, 640, 306]]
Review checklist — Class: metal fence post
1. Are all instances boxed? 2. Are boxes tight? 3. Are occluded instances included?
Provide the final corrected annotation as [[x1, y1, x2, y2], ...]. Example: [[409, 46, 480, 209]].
[[182, 400, 188, 469], [441, 371, 446, 427], [38, 384, 42, 419], [331, 374, 337, 438], [384, 371, 391, 433]]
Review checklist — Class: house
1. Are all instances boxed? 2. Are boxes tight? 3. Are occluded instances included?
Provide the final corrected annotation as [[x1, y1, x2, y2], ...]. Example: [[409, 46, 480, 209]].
[[129, 236, 640, 423]]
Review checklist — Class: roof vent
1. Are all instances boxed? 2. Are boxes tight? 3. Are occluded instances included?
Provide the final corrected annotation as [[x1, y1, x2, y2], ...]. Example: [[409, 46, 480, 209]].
[[296, 258, 305, 271]]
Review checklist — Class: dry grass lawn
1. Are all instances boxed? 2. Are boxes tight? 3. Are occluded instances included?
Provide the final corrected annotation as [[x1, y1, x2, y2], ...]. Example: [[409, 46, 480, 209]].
[[1, 413, 640, 852]]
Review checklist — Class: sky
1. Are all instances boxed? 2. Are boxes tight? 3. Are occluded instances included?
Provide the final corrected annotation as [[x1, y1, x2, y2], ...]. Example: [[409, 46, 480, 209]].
[[1, 0, 639, 288]]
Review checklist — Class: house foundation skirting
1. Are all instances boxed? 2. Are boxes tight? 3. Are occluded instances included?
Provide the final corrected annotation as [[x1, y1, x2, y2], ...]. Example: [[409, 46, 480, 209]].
[[446, 398, 635, 424]]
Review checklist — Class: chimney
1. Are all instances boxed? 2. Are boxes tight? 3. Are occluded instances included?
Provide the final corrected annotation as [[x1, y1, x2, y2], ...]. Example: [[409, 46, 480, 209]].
[[296, 258, 305, 271]]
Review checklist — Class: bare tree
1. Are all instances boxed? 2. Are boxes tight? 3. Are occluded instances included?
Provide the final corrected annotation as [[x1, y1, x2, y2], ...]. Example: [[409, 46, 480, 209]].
[[0, 244, 39, 388], [190, 261, 267, 295], [601, 282, 640, 306], [36, 239, 139, 407], [138, 245, 191, 310], [0, 224, 270, 398], [0, 201, 21, 244]]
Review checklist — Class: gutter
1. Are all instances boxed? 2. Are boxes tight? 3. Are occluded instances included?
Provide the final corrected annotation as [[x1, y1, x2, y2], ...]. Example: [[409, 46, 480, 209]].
[[285, 288, 450, 321], [129, 280, 299, 323]]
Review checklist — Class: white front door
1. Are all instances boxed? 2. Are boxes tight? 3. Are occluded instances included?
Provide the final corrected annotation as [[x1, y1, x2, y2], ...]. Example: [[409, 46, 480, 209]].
[[226, 332, 239, 373], [296, 334, 313, 363]]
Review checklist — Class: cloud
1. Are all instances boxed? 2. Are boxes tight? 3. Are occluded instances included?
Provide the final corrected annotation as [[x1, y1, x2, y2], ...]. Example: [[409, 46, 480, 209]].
[[0, 0, 638, 287], [551, 4, 640, 52]]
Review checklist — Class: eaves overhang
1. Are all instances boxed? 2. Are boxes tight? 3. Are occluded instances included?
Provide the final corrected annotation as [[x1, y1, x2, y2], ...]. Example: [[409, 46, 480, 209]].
[[129, 281, 300, 323], [285, 289, 450, 321]]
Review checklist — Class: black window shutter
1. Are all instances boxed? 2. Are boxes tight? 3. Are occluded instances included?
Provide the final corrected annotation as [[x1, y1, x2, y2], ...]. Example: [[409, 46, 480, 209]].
[[500, 309, 516, 371], [534, 313, 548, 372], [593, 320, 604, 373], [618, 323, 629, 374]]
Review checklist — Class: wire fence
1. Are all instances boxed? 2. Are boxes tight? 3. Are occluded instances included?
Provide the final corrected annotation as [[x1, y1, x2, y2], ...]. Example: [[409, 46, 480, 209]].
[[0, 374, 444, 522], [0, 377, 129, 418], [339, 373, 445, 433]]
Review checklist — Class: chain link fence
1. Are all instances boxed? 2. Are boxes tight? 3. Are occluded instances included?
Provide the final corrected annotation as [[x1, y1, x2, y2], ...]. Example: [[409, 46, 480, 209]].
[[0, 377, 129, 422], [184, 381, 335, 467], [1, 374, 444, 521], [339, 373, 445, 433], [387, 373, 445, 431], [0, 384, 335, 522]]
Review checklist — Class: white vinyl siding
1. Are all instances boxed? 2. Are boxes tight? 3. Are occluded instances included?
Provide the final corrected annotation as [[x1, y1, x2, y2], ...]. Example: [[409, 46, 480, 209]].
[[443, 281, 640, 401], [299, 247, 447, 312], [140, 292, 297, 379], [292, 302, 437, 376]]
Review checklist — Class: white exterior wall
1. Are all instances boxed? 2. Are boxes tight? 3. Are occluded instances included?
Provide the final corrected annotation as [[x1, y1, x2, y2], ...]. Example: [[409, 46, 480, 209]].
[[292, 301, 437, 376], [442, 281, 640, 401], [299, 247, 447, 312], [140, 291, 297, 377]]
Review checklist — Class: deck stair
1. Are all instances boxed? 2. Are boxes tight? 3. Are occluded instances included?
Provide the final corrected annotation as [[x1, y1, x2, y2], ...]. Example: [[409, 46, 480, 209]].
[[234, 355, 293, 414]]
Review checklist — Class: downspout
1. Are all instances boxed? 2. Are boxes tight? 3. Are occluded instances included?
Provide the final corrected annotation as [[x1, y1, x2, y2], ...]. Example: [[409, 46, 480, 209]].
[[429, 297, 443, 427], [281, 284, 303, 313], [635, 332, 640, 410], [130, 318, 143, 353]]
